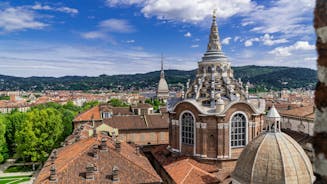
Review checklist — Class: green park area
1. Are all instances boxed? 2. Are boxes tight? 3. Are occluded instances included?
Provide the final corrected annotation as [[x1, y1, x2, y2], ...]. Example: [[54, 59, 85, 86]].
[[0, 175, 31, 184]]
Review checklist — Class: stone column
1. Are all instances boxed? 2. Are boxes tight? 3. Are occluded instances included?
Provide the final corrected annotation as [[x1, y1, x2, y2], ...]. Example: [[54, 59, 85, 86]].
[[314, 1, 327, 183], [223, 123, 229, 158], [217, 123, 224, 159], [201, 123, 207, 158], [248, 121, 253, 143]]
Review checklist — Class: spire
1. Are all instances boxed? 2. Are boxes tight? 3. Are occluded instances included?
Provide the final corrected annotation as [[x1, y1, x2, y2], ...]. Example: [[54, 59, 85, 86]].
[[160, 54, 165, 78], [207, 9, 222, 52], [201, 9, 228, 62]]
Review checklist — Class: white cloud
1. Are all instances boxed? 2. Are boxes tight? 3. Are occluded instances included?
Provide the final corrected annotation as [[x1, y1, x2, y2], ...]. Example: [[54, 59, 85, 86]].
[[106, 0, 256, 23], [243, 0, 314, 38], [0, 3, 78, 33], [0, 7, 47, 32], [125, 39, 135, 43], [99, 19, 134, 33], [269, 41, 315, 56], [31, 3, 78, 15], [56, 7, 79, 14], [191, 44, 199, 48], [184, 32, 191, 37], [222, 37, 232, 45], [244, 34, 288, 47], [81, 31, 107, 39], [0, 40, 198, 77], [234, 36, 240, 42], [80, 19, 134, 41], [244, 37, 259, 47], [261, 33, 288, 46]]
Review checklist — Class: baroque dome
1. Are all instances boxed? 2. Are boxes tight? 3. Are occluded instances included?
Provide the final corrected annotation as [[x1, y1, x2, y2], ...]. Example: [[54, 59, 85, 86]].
[[231, 132, 314, 184]]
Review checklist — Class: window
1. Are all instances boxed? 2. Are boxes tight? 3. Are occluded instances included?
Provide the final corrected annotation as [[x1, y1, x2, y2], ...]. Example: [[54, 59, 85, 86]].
[[181, 112, 194, 145], [231, 113, 247, 147]]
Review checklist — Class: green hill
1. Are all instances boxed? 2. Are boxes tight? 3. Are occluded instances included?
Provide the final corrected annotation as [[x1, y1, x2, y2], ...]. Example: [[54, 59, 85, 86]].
[[0, 65, 316, 91]]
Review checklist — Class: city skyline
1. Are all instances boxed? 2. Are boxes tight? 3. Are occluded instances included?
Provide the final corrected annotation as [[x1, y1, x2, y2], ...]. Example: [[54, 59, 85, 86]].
[[0, 0, 316, 77]]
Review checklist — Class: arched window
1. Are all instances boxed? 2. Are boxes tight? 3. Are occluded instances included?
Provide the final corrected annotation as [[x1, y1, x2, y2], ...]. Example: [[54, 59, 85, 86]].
[[181, 112, 194, 145], [231, 113, 247, 147]]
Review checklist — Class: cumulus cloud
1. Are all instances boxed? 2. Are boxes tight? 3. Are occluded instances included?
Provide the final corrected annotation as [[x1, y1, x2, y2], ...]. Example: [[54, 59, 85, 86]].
[[191, 44, 199, 48], [0, 3, 78, 33], [244, 38, 259, 47], [261, 34, 288, 46], [243, 0, 314, 38], [106, 0, 256, 22], [184, 32, 191, 37], [269, 41, 315, 56], [244, 34, 288, 47], [0, 7, 47, 32], [222, 37, 232, 45]]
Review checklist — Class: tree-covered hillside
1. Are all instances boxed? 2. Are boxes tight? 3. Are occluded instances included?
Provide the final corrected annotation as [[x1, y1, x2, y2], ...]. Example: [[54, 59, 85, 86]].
[[0, 65, 316, 91]]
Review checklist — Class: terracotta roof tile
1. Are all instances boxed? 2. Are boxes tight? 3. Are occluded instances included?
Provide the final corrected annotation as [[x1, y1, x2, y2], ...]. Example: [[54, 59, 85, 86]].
[[279, 105, 314, 120], [35, 135, 161, 184], [150, 145, 226, 184], [73, 106, 101, 122]]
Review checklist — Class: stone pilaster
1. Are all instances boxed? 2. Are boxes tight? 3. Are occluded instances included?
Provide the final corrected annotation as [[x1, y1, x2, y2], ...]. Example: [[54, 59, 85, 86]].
[[223, 123, 229, 158], [196, 122, 202, 155], [217, 123, 224, 159], [201, 123, 207, 158]]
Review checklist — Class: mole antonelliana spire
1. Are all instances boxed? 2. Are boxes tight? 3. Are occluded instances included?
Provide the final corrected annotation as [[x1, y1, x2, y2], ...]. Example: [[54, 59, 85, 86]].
[[160, 53, 165, 79], [157, 54, 169, 102]]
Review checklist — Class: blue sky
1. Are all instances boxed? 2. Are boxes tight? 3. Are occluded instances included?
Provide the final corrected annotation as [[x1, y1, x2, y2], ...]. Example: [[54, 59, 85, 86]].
[[0, 0, 316, 77]]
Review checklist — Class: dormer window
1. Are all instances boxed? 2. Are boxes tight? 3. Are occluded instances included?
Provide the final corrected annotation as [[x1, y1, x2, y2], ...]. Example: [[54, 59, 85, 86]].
[[102, 112, 112, 119]]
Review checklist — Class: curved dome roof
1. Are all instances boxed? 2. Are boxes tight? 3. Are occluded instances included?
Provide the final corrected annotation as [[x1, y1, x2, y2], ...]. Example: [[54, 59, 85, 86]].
[[232, 132, 314, 184], [158, 78, 169, 92]]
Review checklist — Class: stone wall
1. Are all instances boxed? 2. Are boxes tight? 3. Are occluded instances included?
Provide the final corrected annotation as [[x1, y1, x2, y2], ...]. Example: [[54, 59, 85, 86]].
[[314, 0, 327, 182]]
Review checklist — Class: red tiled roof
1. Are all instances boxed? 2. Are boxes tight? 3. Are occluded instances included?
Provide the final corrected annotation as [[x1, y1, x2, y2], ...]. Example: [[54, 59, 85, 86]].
[[103, 115, 169, 130], [150, 145, 227, 184], [35, 135, 161, 184], [279, 105, 314, 120], [73, 106, 101, 122]]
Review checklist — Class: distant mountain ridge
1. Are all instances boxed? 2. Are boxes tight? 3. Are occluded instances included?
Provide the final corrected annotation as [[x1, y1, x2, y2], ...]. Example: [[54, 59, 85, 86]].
[[0, 65, 316, 91]]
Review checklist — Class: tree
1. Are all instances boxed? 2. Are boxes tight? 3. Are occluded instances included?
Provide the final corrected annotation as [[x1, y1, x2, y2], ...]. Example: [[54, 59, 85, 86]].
[[0, 114, 8, 163], [15, 108, 63, 162], [108, 98, 128, 107], [4, 110, 26, 156], [82, 101, 99, 111]]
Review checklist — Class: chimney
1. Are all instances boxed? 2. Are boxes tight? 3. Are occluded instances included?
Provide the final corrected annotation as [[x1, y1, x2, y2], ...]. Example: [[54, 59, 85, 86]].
[[99, 138, 108, 152], [93, 144, 98, 159], [93, 127, 97, 137], [115, 140, 121, 152], [112, 166, 119, 182], [49, 164, 58, 182], [75, 134, 80, 142], [85, 164, 95, 180], [135, 146, 140, 155], [50, 149, 57, 163]]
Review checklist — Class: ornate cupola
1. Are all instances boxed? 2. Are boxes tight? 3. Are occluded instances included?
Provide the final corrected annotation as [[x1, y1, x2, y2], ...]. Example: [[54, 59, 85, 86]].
[[185, 10, 248, 106]]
